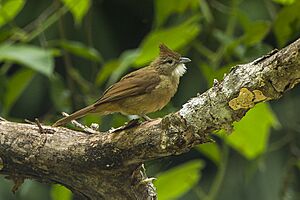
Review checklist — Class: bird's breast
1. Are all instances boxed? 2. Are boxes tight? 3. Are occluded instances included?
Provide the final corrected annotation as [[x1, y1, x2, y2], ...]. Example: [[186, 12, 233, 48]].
[[146, 75, 178, 111]]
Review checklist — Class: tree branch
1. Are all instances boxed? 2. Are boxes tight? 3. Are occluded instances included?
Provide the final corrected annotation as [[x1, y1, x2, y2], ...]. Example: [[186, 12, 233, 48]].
[[1, 38, 300, 199]]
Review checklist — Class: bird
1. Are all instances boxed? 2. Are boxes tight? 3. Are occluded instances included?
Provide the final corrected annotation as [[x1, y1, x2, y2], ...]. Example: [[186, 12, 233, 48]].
[[53, 44, 191, 127]]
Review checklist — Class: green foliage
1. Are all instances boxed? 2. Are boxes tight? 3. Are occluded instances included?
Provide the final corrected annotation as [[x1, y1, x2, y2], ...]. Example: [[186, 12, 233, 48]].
[[0, 43, 54, 76], [53, 40, 102, 62], [61, 0, 90, 25], [273, 0, 295, 5], [95, 60, 120, 86], [154, 0, 199, 27], [107, 49, 140, 85], [97, 16, 200, 86], [51, 184, 72, 200], [134, 16, 200, 66], [0, 0, 25, 27], [3, 69, 35, 114], [274, 0, 300, 47], [95, 49, 140, 87], [239, 17, 270, 46], [155, 160, 204, 200], [224, 103, 279, 159], [196, 143, 221, 165]]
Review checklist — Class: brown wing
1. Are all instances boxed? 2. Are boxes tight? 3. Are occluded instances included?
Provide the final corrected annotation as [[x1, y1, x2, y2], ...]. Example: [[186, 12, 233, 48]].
[[94, 68, 161, 105]]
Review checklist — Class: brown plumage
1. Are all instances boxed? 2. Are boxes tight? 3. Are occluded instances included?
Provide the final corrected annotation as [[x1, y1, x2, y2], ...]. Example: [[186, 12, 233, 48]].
[[52, 44, 191, 127]]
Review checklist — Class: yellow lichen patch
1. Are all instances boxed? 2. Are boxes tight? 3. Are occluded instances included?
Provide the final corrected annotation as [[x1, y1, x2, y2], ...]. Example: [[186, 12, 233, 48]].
[[253, 90, 267, 102], [229, 88, 267, 110], [229, 88, 254, 110]]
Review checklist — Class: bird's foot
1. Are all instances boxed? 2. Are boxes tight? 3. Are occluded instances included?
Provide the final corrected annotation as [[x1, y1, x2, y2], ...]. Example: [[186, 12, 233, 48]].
[[109, 119, 140, 133], [89, 123, 99, 131]]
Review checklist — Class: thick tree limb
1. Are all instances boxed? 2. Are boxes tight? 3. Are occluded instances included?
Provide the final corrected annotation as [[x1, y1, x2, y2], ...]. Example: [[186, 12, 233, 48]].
[[1, 38, 300, 199]]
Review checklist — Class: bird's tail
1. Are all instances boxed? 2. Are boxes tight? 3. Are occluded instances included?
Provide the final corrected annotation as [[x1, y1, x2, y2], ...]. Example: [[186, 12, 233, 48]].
[[52, 105, 95, 127]]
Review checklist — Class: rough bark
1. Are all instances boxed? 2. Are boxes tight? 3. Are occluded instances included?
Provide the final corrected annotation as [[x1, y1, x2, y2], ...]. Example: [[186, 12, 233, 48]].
[[1, 38, 300, 199]]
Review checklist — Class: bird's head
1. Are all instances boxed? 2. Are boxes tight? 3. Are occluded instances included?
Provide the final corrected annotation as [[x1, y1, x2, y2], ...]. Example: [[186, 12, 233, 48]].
[[152, 44, 191, 77]]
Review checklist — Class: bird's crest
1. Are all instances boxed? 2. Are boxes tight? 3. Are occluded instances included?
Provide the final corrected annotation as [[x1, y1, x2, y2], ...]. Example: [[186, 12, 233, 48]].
[[159, 44, 181, 60]]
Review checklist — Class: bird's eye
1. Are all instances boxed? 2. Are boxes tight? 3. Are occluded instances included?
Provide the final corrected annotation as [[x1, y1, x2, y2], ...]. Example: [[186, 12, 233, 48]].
[[166, 59, 174, 64]]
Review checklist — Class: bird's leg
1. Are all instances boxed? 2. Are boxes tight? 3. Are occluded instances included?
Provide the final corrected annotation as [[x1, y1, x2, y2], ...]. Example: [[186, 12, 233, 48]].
[[141, 114, 152, 121]]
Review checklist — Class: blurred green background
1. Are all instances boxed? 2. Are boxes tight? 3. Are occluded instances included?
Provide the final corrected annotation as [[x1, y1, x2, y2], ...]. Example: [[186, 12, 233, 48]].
[[0, 0, 300, 199]]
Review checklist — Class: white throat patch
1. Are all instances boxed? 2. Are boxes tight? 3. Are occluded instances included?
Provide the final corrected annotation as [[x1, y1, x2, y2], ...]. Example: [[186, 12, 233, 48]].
[[172, 63, 187, 77]]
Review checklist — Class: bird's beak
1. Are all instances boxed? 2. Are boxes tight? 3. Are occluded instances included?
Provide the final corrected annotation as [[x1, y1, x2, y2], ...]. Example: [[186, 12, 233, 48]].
[[179, 57, 191, 63]]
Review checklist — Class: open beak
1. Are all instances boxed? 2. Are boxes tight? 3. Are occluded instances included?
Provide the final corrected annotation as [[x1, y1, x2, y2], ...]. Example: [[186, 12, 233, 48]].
[[179, 57, 191, 63]]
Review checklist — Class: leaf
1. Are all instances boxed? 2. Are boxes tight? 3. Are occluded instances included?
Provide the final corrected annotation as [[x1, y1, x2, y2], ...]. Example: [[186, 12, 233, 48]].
[[196, 143, 221, 165], [274, 0, 300, 47], [3, 69, 35, 114], [224, 103, 280, 159], [55, 40, 102, 62], [0, 0, 25, 27], [273, 0, 295, 5], [155, 160, 204, 200], [51, 184, 72, 200], [61, 0, 90, 25], [134, 16, 201, 66], [154, 0, 199, 27], [0, 43, 54, 76]]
